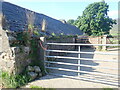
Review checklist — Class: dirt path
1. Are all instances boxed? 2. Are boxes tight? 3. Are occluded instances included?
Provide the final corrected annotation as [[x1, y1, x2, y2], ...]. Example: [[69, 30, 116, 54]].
[[25, 47, 119, 88]]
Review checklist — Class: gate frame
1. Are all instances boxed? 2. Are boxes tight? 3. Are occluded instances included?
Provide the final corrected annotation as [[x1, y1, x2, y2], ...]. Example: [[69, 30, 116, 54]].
[[44, 42, 119, 86]]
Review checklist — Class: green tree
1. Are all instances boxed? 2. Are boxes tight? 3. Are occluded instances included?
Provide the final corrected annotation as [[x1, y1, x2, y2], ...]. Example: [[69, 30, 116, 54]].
[[75, 1, 116, 36], [67, 19, 75, 25]]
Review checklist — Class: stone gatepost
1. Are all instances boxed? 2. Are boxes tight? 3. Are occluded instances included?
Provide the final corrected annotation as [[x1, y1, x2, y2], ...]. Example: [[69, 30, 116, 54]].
[[39, 37, 47, 75], [0, 0, 3, 53], [102, 35, 107, 51]]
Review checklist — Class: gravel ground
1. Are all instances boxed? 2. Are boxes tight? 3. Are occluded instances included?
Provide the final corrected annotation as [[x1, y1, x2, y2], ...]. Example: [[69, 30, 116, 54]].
[[25, 47, 119, 88]]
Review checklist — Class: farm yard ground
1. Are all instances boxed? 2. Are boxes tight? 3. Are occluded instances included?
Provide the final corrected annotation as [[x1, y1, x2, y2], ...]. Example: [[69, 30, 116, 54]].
[[25, 47, 119, 88]]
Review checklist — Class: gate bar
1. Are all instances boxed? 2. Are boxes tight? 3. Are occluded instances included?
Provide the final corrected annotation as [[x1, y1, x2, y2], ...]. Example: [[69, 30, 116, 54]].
[[45, 61, 119, 70], [45, 66, 119, 78], [48, 73, 119, 86], [45, 55, 118, 62], [47, 43, 119, 46], [46, 50, 118, 55]]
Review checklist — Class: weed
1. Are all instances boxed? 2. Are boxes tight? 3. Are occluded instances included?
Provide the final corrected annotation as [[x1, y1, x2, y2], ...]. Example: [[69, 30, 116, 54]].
[[0, 71, 30, 88], [98, 46, 102, 51], [33, 30, 40, 36], [51, 32, 56, 37]]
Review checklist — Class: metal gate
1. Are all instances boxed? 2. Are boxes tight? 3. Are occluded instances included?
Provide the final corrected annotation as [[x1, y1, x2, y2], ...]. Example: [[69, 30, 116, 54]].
[[44, 43, 119, 86]]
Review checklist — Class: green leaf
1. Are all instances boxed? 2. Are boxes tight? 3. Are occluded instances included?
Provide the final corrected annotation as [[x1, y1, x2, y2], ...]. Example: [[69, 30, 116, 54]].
[[74, 1, 116, 36]]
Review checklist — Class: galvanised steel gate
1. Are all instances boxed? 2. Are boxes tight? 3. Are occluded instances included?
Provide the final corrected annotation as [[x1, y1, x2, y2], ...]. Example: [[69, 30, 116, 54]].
[[44, 43, 119, 86]]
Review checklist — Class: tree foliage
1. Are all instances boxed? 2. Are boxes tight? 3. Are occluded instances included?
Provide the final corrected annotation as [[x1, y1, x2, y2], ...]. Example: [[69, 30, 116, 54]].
[[74, 1, 116, 36], [67, 19, 75, 25]]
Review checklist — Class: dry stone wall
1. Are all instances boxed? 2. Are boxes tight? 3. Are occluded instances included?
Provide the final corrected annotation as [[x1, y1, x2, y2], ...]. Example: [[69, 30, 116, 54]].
[[0, 29, 31, 74]]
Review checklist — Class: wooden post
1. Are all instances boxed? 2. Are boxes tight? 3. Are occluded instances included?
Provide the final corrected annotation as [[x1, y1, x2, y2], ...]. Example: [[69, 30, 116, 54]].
[[78, 45, 81, 76]]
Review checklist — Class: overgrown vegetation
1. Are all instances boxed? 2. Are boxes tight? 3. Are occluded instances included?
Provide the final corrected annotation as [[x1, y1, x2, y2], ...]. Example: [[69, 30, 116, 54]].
[[10, 29, 40, 66], [29, 38, 40, 66], [0, 71, 30, 88], [10, 31, 30, 47], [33, 30, 40, 36], [6, 24, 45, 88]]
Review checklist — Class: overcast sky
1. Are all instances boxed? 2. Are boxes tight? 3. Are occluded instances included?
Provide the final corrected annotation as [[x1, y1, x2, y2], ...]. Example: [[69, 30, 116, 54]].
[[3, 0, 119, 21]]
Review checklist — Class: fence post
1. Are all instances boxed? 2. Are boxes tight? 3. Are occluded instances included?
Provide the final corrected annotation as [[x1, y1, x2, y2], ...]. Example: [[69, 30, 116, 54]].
[[39, 37, 47, 75], [78, 45, 81, 76]]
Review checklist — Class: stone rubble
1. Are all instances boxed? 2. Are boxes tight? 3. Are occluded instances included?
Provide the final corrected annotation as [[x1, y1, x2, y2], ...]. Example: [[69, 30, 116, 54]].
[[34, 66, 41, 73], [27, 72, 38, 80], [27, 66, 34, 72], [24, 47, 30, 54], [27, 66, 42, 80]]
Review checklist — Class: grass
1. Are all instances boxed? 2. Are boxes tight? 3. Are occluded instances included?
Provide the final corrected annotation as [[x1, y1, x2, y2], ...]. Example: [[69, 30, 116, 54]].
[[1, 71, 30, 88], [30, 85, 42, 88], [103, 88, 113, 90], [30, 85, 56, 90]]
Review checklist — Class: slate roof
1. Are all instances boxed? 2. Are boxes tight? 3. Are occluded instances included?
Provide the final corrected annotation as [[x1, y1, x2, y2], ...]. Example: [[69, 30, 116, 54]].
[[2, 1, 83, 36]]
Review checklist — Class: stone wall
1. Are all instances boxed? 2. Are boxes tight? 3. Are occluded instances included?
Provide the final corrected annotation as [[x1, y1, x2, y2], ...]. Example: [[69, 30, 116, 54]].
[[88, 36, 108, 50], [88, 36, 102, 44], [0, 29, 31, 74], [88, 36, 102, 50], [76, 35, 108, 50]]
